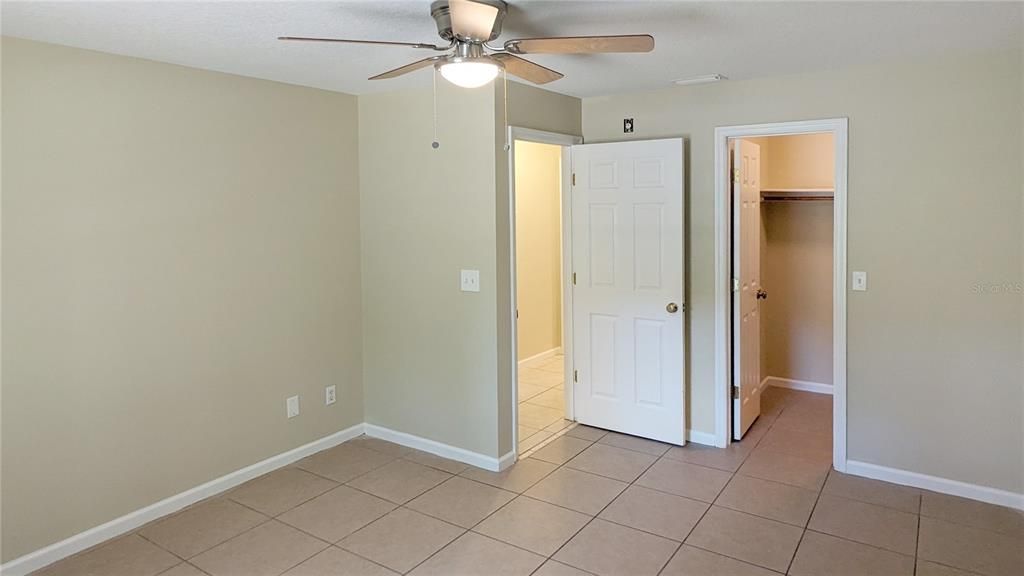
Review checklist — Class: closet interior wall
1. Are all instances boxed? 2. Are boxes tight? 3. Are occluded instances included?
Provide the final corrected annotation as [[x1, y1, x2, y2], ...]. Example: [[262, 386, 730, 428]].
[[749, 134, 835, 389]]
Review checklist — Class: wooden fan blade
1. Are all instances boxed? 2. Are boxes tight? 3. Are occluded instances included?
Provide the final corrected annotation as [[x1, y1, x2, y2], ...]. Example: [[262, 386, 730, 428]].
[[449, 0, 499, 41], [278, 36, 445, 50], [370, 56, 443, 80], [491, 54, 563, 85], [504, 35, 655, 55]]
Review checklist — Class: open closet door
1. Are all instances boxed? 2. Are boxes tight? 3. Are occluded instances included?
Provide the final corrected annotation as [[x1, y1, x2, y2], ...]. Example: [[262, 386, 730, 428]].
[[571, 139, 685, 445], [733, 139, 763, 440]]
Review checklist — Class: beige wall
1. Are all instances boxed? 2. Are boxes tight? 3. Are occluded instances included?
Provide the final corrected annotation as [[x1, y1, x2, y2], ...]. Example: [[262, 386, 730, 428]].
[[753, 133, 835, 190], [583, 49, 1023, 493], [360, 79, 581, 460], [496, 82, 582, 455], [761, 201, 834, 385], [1, 38, 364, 561], [750, 135, 835, 385], [359, 83, 501, 457], [515, 141, 563, 361]]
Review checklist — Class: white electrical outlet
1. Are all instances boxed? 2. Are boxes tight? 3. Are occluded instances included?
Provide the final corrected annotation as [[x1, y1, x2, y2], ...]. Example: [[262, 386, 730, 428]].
[[460, 269, 480, 292], [325, 385, 337, 405], [286, 395, 300, 418]]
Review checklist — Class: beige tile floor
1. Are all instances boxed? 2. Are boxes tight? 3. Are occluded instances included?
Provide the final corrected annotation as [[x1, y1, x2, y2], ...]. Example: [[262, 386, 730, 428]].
[[34, 387, 1023, 576], [517, 353, 571, 453]]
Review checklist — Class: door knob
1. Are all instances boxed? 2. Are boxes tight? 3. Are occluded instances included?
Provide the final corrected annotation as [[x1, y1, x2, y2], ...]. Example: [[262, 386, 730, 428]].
[[756, 289, 768, 300], [666, 302, 679, 313]]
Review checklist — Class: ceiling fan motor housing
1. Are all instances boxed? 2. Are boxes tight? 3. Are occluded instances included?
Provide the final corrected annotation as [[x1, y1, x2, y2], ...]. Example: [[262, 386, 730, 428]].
[[430, 0, 508, 42]]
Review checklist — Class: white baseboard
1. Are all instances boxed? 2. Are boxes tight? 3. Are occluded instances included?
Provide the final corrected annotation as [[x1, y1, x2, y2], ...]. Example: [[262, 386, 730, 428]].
[[0, 422, 366, 576], [364, 424, 504, 472], [686, 429, 718, 447], [764, 376, 833, 395], [497, 450, 517, 471], [518, 347, 562, 367], [846, 460, 1024, 511]]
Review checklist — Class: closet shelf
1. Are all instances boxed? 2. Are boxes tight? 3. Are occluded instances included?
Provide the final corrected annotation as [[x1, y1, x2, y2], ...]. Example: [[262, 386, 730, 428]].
[[761, 188, 834, 201]]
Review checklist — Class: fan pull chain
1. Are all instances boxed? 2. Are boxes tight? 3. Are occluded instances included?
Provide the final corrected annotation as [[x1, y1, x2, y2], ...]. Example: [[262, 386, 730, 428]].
[[431, 67, 440, 149], [502, 68, 510, 151]]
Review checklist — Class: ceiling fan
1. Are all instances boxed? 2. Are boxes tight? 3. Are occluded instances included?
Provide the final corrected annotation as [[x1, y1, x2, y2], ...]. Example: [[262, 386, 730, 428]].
[[279, 0, 654, 88]]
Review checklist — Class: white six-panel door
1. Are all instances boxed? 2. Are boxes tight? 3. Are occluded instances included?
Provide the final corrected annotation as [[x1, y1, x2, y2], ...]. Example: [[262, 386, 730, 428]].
[[732, 139, 763, 439], [571, 139, 685, 445]]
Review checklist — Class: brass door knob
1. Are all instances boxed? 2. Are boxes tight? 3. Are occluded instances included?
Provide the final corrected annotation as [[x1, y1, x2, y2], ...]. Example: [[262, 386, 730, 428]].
[[666, 302, 679, 313]]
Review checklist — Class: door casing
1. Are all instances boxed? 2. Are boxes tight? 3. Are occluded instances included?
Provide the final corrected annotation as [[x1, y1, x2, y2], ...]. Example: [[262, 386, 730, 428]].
[[507, 126, 582, 461], [713, 119, 849, 473]]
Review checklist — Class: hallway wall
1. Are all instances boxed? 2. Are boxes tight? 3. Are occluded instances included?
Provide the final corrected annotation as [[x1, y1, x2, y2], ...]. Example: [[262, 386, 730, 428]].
[[515, 141, 563, 361]]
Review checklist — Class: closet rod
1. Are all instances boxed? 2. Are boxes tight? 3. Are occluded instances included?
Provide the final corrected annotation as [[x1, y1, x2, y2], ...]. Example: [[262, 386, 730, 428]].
[[761, 196, 833, 202]]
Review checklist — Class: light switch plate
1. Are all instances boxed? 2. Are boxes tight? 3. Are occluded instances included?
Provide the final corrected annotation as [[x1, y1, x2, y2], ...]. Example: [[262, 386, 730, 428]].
[[852, 271, 867, 291], [460, 269, 480, 292], [286, 395, 300, 418]]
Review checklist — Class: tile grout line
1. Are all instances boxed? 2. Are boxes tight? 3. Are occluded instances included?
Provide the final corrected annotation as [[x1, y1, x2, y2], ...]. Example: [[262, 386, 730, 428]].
[[518, 394, 810, 574], [154, 559, 215, 576], [324, 543, 405, 576], [98, 389, 1010, 576], [344, 401, 956, 572], [407, 430, 655, 575], [675, 542, 788, 575], [676, 391, 818, 575], [697, 392, 934, 571], [135, 531, 191, 564], [537, 445, 663, 572], [106, 392, 781, 575], [914, 492, 922, 576], [176, 506, 278, 561], [800, 528, 918, 559], [43, 390, 1010, 576], [782, 467, 829, 574], [363, 450, 576, 574], [348, 426, 840, 536], [204, 485, 409, 575], [393, 526, 469, 574], [211, 505, 340, 574]]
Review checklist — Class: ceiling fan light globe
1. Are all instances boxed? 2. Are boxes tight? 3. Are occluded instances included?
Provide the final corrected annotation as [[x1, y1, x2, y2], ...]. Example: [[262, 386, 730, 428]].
[[439, 60, 500, 88]]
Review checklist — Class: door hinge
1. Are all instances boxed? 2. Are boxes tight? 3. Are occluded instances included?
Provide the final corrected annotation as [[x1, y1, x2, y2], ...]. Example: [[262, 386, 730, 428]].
[[733, 168, 740, 183], [732, 385, 739, 399], [732, 278, 740, 292], [573, 370, 578, 383], [572, 173, 576, 186], [572, 272, 577, 285]]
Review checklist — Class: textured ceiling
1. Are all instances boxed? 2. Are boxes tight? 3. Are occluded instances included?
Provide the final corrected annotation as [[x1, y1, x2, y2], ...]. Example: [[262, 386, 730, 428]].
[[2, 1, 1021, 98]]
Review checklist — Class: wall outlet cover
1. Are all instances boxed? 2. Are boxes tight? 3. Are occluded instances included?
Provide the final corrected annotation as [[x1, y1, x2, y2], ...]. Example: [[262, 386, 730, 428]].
[[325, 385, 336, 405], [286, 395, 300, 418], [460, 269, 481, 292], [852, 271, 867, 291]]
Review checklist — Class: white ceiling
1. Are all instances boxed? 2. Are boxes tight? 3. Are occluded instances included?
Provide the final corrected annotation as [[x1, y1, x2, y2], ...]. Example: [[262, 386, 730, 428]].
[[3, 1, 1021, 98]]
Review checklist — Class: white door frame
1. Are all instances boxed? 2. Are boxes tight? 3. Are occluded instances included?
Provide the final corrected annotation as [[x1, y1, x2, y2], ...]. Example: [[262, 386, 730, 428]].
[[507, 126, 583, 457], [713, 118, 849, 472]]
